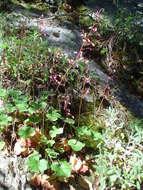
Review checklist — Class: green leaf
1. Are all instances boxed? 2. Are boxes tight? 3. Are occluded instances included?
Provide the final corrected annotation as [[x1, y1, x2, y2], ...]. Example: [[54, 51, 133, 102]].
[[0, 114, 12, 126], [13, 95, 28, 112], [0, 88, 7, 98], [51, 161, 72, 178], [49, 126, 63, 138], [46, 140, 55, 147], [19, 126, 35, 139], [99, 178, 106, 190], [27, 151, 40, 173], [109, 175, 118, 186], [39, 159, 49, 174], [40, 91, 49, 101], [28, 102, 41, 114], [76, 126, 92, 137], [46, 110, 61, 122], [92, 131, 102, 141], [7, 89, 22, 98], [15, 102, 28, 112], [6, 103, 16, 113], [68, 139, 85, 151], [41, 135, 55, 147], [136, 181, 140, 190], [39, 101, 47, 109], [28, 115, 41, 124], [45, 148, 59, 158], [0, 141, 5, 150], [28, 107, 35, 114], [77, 126, 102, 139], [64, 118, 75, 125], [27, 152, 49, 174], [100, 47, 107, 55]]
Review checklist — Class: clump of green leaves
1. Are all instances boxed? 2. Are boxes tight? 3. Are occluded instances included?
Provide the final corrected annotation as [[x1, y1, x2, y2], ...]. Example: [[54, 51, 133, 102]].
[[1, 27, 90, 114], [0, 87, 102, 180], [76, 125, 102, 148], [93, 107, 143, 190], [27, 151, 49, 174], [68, 139, 85, 151], [51, 160, 72, 178], [0, 22, 99, 181]]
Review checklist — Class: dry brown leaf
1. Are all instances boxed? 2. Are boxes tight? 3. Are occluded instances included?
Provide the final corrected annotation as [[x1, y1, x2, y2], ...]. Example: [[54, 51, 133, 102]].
[[54, 138, 71, 153], [30, 174, 57, 190], [14, 139, 29, 156], [41, 175, 56, 190], [70, 154, 89, 174], [80, 164, 89, 174], [30, 174, 41, 187], [70, 154, 83, 172], [30, 129, 41, 144]]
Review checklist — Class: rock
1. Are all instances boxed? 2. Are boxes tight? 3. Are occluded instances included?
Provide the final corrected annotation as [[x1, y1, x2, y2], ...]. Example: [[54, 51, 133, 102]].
[[113, 82, 143, 118], [0, 151, 33, 190], [89, 61, 109, 87], [7, 7, 82, 57], [40, 23, 82, 57], [88, 60, 143, 118]]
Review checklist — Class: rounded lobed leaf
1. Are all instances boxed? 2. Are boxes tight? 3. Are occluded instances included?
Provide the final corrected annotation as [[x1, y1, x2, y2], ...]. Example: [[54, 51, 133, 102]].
[[68, 139, 85, 151], [51, 161, 72, 178], [19, 126, 35, 139]]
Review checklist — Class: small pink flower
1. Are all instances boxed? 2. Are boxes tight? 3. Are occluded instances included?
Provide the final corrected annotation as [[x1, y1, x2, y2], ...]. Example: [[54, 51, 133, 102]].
[[68, 59, 73, 66]]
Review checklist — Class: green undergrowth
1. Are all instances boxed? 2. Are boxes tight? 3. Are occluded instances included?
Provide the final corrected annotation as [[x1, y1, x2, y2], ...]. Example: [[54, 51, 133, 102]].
[[0, 15, 103, 187], [79, 6, 143, 98], [94, 109, 143, 190], [0, 11, 143, 190], [95, 9, 143, 97]]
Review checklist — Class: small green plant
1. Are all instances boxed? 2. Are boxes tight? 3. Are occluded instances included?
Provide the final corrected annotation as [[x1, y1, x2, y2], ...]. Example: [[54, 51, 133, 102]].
[[0, 86, 102, 183], [68, 139, 85, 151], [19, 126, 35, 139], [27, 151, 49, 174], [51, 160, 72, 178], [0, 22, 102, 185], [76, 125, 102, 148], [93, 107, 143, 190]]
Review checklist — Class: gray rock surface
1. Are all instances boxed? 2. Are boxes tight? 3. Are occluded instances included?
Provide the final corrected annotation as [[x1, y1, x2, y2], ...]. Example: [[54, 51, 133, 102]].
[[7, 7, 82, 57], [0, 151, 32, 190], [89, 61, 143, 118]]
